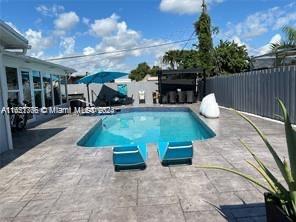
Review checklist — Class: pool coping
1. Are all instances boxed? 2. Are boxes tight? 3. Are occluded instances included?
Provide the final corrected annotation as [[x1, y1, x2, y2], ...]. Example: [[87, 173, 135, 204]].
[[75, 106, 216, 149]]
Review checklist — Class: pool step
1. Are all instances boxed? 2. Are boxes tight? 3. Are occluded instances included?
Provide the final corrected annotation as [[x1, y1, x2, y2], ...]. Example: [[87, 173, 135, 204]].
[[146, 144, 161, 166]]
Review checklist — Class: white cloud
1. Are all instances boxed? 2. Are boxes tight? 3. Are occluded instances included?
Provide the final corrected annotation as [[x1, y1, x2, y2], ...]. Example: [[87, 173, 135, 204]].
[[36, 4, 64, 17], [5, 12, 180, 74], [4, 22, 53, 58], [54, 11, 80, 31], [86, 14, 143, 61], [82, 17, 90, 26], [90, 13, 120, 37], [256, 34, 282, 56], [83, 46, 96, 55], [159, 0, 223, 15], [59, 13, 181, 73], [95, 21, 141, 58], [55, 38, 180, 74], [225, 7, 277, 40], [60, 37, 75, 55], [274, 12, 296, 30], [24, 29, 53, 58], [224, 4, 296, 41], [218, 3, 295, 57]]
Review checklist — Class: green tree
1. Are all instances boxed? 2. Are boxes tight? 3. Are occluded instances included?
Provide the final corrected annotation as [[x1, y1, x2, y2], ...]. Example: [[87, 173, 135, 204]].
[[129, 62, 151, 81], [215, 40, 250, 74], [179, 50, 200, 69], [150, 65, 161, 76], [194, 0, 214, 76], [129, 63, 160, 81], [162, 50, 180, 69], [162, 50, 199, 69]]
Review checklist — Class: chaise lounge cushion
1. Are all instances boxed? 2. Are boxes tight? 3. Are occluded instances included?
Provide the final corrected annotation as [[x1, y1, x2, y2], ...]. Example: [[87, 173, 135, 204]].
[[113, 145, 147, 166], [158, 141, 193, 162]]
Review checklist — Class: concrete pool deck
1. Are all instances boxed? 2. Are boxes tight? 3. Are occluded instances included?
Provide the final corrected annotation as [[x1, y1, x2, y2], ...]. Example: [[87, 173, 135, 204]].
[[0, 104, 288, 221]]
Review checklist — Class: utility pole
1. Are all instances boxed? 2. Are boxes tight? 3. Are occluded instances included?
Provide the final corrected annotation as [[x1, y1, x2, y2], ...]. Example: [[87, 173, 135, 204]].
[[85, 72, 90, 106]]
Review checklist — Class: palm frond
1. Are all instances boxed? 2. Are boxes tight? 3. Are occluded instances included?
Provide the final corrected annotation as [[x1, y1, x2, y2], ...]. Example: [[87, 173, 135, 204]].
[[196, 165, 274, 193], [235, 110, 291, 185], [246, 160, 277, 193], [240, 140, 289, 199]]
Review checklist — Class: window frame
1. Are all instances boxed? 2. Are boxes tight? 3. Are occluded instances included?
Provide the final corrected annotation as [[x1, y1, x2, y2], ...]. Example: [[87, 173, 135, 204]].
[[60, 75, 68, 104], [6, 66, 21, 105], [32, 70, 44, 108], [6, 66, 68, 109], [20, 69, 34, 105], [51, 74, 62, 106], [42, 73, 53, 107]]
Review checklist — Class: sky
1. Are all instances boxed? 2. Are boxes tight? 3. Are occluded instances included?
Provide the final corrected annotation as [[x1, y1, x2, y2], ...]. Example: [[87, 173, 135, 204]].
[[1, 0, 296, 74]]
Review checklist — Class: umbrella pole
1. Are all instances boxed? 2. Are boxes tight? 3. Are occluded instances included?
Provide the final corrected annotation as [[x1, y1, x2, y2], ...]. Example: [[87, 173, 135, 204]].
[[87, 84, 90, 106]]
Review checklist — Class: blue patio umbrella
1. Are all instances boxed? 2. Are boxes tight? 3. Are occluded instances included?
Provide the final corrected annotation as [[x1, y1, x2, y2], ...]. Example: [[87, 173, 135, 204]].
[[76, 71, 128, 104], [76, 71, 128, 84]]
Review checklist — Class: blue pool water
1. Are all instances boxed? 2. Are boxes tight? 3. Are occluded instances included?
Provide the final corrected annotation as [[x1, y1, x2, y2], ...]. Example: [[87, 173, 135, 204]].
[[78, 108, 215, 148]]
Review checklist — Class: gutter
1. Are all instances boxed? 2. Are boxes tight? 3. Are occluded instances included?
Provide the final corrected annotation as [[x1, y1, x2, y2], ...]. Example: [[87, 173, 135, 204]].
[[3, 51, 77, 73]]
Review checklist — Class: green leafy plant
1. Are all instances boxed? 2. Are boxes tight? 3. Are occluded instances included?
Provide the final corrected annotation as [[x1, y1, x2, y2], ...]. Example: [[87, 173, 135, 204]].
[[129, 63, 161, 81], [194, 0, 215, 76], [196, 99, 296, 220], [271, 26, 296, 51], [270, 26, 296, 67], [214, 40, 250, 74]]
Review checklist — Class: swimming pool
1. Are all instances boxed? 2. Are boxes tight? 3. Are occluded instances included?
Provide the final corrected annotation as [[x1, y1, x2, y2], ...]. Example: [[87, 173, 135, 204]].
[[77, 107, 215, 148]]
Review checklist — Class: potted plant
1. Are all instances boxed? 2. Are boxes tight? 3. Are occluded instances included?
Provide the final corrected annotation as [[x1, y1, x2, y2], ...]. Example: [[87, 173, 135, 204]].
[[196, 99, 296, 221]]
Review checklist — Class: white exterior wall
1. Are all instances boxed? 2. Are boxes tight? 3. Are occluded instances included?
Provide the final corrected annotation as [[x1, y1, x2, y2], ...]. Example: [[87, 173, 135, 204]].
[[0, 51, 13, 153], [0, 83, 10, 153], [0, 53, 70, 153], [0, 49, 13, 153]]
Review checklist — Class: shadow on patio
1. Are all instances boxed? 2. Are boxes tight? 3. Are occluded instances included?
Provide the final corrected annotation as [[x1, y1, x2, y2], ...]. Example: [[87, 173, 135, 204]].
[[217, 202, 266, 221], [0, 127, 66, 168]]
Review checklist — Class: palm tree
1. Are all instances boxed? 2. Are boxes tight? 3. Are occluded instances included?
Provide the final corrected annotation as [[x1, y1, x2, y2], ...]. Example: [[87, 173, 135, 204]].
[[270, 26, 296, 67], [162, 50, 180, 69], [162, 51, 173, 69], [271, 26, 296, 50]]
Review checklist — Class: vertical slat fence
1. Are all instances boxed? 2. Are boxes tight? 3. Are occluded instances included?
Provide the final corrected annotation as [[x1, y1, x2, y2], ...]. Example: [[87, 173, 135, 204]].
[[200, 66, 296, 124]]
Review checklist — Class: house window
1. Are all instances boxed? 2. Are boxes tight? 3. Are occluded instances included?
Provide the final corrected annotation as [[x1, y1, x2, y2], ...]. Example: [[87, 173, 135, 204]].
[[6, 67, 19, 90], [60, 76, 67, 103], [43, 73, 52, 107], [32, 71, 42, 108], [33, 71, 42, 89], [6, 67, 20, 106], [52, 75, 61, 105], [7, 92, 19, 106], [21, 71, 32, 104]]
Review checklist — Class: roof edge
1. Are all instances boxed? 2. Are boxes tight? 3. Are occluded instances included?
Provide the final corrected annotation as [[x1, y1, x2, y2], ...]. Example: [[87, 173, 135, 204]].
[[0, 20, 30, 48], [3, 51, 76, 73]]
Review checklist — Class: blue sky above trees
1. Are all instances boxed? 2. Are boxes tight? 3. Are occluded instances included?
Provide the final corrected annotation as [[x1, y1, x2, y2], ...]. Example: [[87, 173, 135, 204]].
[[1, 0, 296, 73]]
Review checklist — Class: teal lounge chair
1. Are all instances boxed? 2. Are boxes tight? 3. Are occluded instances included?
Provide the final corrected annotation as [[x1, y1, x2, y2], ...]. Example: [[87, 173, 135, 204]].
[[157, 141, 193, 166], [113, 145, 147, 171]]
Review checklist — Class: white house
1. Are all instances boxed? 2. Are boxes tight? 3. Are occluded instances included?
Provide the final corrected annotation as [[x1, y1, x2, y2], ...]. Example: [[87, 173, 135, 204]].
[[0, 21, 76, 154], [251, 48, 296, 70]]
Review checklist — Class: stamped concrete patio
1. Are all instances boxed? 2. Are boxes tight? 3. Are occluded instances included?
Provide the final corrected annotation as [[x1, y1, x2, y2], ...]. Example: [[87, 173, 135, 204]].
[[0, 105, 288, 222]]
